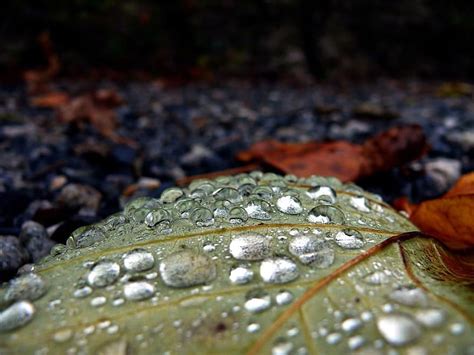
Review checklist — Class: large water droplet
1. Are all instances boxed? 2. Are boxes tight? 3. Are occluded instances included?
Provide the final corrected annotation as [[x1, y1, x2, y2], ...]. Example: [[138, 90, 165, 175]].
[[145, 208, 170, 227], [213, 200, 231, 218], [276, 196, 303, 215], [348, 335, 365, 350], [123, 281, 155, 301], [228, 207, 248, 224], [252, 186, 273, 200], [350, 196, 370, 212], [376, 314, 421, 346], [0, 301, 35, 332], [414, 309, 445, 328], [213, 187, 242, 203], [288, 235, 334, 268], [229, 234, 271, 260], [326, 333, 342, 344], [341, 318, 363, 332], [73, 286, 92, 298], [275, 290, 293, 306], [190, 207, 215, 227], [306, 186, 337, 204], [87, 261, 121, 288], [247, 323, 261, 333], [160, 187, 184, 203], [334, 229, 364, 249], [229, 266, 254, 284], [159, 250, 216, 288], [244, 290, 271, 313], [307, 205, 344, 224], [123, 249, 155, 272], [389, 287, 428, 307], [245, 199, 272, 220], [363, 271, 390, 285], [71, 227, 106, 248], [175, 198, 201, 218], [5, 273, 46, 302], [272, 339, 293, 355], [260, 258, 299, 284]]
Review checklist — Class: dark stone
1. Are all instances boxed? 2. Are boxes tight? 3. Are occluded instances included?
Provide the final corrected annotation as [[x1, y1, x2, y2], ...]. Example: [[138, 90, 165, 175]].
[[19, 221, 56, 262], [0, 236, 29, 282]]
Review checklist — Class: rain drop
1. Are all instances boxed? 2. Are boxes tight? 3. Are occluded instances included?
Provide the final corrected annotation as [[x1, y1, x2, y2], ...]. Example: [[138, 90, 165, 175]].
[[4, 273, 46, 302], [73, 286, 92, 298], [123, 249, 155, 272], [350, 196, 370, 212], [389, 287, 428, 307], [160, 187, 184, 203], [190, 207, 215, 227], [334, 229, 364, 249], [275, 290, 293, 306], [229, 266, 254, 284], [159, 250, 216, 288], [363, 271, 390, 285], [87, 261, 120, 288], [145, 208, 170, 227], [90, 296, 107, 307], [229, 234, 271, 260], [123, 281, 155, 301], [307, 205, 345, 224], [244, 290, 271, 313], [288, 235, 334, 268], [306, 186, 337, 204], [260, 258, 299, 284], [341, 318, 363, 332], [276, 196, 303, 215], [414, 309, 445, 328], [0, 301, 35, 332], [376, 314, 421, 346], [245, 199, 272, 220]]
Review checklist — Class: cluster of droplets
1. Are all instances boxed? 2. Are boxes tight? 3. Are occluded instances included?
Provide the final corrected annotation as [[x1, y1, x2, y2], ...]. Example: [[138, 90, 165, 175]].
[[55, 172, 400, 256]]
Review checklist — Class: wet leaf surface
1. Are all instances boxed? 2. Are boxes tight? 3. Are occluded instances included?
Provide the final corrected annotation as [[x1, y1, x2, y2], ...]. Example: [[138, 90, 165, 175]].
[[0, 173, 472, 354]]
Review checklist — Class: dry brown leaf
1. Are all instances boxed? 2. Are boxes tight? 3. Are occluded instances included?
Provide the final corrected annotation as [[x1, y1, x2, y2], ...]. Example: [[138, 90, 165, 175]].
[[57, 90, 137, 147], [30, 91, 70, 108], [237, 124, 427, 182], [396, 173, 474, 250]]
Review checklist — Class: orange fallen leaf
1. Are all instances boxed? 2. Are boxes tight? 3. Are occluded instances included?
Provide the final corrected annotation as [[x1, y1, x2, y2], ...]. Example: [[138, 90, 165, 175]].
[[57, 89, 137, 148], [30, 91, 70, 108], [237, 124, 427, 182], [397, 173, 474, 250]]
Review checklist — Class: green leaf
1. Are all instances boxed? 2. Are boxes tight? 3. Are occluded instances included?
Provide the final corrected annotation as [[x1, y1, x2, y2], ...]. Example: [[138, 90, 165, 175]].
[[0, 173, 472, 354]]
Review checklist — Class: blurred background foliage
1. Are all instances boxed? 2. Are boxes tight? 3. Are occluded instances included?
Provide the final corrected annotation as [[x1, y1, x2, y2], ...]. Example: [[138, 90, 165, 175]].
[[1, 0, 474, 81]]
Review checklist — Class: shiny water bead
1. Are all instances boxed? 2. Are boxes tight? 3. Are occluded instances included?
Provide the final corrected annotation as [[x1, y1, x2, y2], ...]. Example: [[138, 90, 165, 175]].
[[275, 290, 293, 306], [363, 271, 390, 285], [376, 314, 421, 346], [90, 296, 107, 307], [159, 250, 216, 288], [276, 196, 303, 215], [334, 229, 364, 249], [288, 235, 334, 268], [145, 208, 170, 227], [87, 261, 121, 288], [247, 323, 261, 333], [160, 187, 184, 203], [103, 213, 127, 231], [326, 332, 342, 344], [414, 309, 445, 328], [189, 179, 215, 194], [213, 200, 231, 218], [229, 234, 271, 260], [123, 249, 155, 272], [306, 186, 337, 204], [389, 287, 428, 307], [271, 339, 293, 355], [307, 205, 345, 224], [244, 290, 272, 313], [124, 196, 160, 213], [4, 273, 46, 302], [229, 266, 254, 284], [249, 170, 264, 180], [252, 185, 273, 199], [450, 323, 465, 335], [73, 286, 92, 298], [341, 318, 363, 332], [213, 187, 243, 203], [70, 227, 106, 248], [348, 335, 365, 350], [0, 301, 35, 332], [350, 196, 371, 212], [123, 281, 155, 301], [260, 258, 299, 284], [190, 207, 215, 227], [52, 328, 73, 343], [228, 207, 248, 224], [245, 199, 272, 220], [175, 198, 201, 218]]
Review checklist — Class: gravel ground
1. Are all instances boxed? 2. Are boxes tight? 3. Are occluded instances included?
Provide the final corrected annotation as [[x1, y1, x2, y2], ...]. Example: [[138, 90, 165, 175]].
[[0, 80, 473, 280]]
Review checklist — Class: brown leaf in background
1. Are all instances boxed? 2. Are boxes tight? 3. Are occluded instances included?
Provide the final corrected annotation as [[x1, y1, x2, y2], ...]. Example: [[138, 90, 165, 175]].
[[237, 124, 427, 182], [57, 89, 137, 147], [396, 173, 474, 250], [30, 91, 70, 108]]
